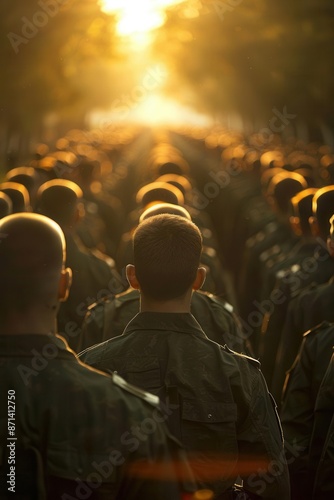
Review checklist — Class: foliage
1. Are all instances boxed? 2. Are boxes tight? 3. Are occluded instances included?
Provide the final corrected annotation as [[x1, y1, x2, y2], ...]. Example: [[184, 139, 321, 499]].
[[0, 0, 117, 132], [153, 0, 334, 129]]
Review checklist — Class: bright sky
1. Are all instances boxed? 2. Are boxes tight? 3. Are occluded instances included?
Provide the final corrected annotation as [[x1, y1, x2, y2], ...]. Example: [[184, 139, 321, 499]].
[[96, 1, 210, 127], [88, 93, 212, 127], [100, 0, 185, 37]]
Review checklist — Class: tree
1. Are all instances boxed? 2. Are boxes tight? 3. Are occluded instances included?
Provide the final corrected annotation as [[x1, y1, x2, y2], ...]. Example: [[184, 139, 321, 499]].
[[152, 0, 334, 136], [0, 0, 117, 160]]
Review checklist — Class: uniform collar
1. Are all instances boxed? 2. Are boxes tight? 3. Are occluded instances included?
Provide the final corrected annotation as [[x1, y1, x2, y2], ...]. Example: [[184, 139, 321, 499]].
[[124, 311, 208, 338]]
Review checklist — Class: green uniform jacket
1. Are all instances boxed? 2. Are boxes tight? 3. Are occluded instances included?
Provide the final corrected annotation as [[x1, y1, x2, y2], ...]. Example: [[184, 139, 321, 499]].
[[80, 312, 290, 499], [0, 333, 195, 499], [78, 289, 248, 355]]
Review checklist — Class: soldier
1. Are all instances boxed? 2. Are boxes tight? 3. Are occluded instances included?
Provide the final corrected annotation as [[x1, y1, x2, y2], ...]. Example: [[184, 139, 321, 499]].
[[36, 179, 126, 351], [0, 213, 195, 499], [0, 181, 30, 213], [238, 171, 307, 352], [259, 186, 334, 392], [80, 214, 290, 499], [116, 181, 185, 269], [280, 322, 334, 500], [0, 192, 12, 219], [5, 166, 42, 209], [78, 204, 247, 354], [271, 211, 334, 401], [260, 188, 318, 300], [309, 350, 334, 499]]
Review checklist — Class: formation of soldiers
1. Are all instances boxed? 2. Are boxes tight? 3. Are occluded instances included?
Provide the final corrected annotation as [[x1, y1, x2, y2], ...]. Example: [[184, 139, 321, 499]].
[[0, 125, 333, 499]]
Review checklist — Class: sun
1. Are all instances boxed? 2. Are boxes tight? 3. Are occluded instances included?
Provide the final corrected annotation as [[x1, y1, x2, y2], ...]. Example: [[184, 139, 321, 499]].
[[100, 0, 185, 37]]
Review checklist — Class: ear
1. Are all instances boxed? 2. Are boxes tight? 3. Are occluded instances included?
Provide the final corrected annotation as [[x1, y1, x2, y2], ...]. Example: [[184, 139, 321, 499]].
[[192, 266, 206, 291], [58, 267, 72, 302], [309, 216, 320, 237], [126, 264, 140, 290], [289, 216, 302, 236], [327, 237, 334, 258]]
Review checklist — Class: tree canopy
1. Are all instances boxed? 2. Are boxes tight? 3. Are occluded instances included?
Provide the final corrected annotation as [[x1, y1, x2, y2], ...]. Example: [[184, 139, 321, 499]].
[[1, 0, 333, 142], [0, 0, 117, 133], [152, 0, 334, 133]]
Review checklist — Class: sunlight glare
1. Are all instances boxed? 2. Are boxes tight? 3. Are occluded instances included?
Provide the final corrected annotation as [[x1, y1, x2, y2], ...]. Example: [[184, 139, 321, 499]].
[[88, 94, 212, 128], [101, 0, 185, 37]]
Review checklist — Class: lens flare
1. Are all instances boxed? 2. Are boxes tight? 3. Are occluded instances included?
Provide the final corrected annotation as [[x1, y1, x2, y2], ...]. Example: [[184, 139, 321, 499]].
[[101, 0, 185, 37]]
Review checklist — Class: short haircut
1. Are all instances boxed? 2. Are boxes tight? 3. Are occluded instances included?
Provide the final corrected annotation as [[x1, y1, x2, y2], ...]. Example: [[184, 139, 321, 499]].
[[139, 203, 191, 224], [6, 167, 39, 198], [0, 182, 30, 213], [0, 192, 12, 219], [136, 182, 184, 208], [133, 214, 202, 300], [0, 213, 65, 316], [157, 174, 192, 197], [291, 188, 317, 235], [157, 160, 189, 176], [36, 179, 83, 227], [313, 186, 334, 239], [268, 172, 308, 215]]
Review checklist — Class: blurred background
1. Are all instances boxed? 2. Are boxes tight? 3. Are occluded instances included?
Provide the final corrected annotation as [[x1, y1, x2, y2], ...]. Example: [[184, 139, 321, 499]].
[[1, 0, 334, 168]]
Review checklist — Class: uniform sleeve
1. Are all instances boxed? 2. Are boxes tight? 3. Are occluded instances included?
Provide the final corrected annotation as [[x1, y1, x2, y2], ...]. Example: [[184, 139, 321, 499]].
[[309, 353, 334, 498], [77, 302, 105, 352], [236, 361, 291, 499], [279, 335, 317, 498], [280, 336, 315, 456]]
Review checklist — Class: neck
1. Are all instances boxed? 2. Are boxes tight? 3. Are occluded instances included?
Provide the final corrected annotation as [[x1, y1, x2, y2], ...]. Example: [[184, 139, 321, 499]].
[[0, 307, 58, 335], [139, 290, 192, 313]]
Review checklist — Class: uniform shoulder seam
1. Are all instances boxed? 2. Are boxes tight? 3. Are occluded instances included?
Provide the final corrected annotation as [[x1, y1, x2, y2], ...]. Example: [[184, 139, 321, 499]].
[[112, 372, 160, 407], [220, 344, 261, 368], [303, 321, 332, 337]]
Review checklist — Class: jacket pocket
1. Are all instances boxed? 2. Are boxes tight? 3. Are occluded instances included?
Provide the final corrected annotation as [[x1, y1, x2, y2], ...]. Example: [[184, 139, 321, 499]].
[[181, 399, 239, 483]]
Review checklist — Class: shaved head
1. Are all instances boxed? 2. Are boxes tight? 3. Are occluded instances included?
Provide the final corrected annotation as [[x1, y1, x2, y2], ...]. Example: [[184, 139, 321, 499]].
[[0, 213, 66, 318]]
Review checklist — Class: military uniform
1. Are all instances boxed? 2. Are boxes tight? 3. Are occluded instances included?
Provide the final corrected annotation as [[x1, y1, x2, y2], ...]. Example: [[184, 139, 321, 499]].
[[260, 240, 319, 304], [0, 333, 195, 499], [280, 323, 334, 500], [76, 188, 125, 258], [310, 351, 334, 499], [288, 276, 334, 332], [238, 221, 295, 322], [271, 276, 334, 402], [78, 289, 248, 355], [57, 233, 127, 352], [80, 312, 290, 499], [258, 246, 334, 390]]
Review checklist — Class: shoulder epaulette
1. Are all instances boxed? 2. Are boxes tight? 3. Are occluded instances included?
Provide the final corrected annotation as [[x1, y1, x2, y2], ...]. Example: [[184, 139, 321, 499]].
[[221, 344, 261, 368], [87, 289, 139, 313], [202, 292, 234, 313], [303, 321, 332, 338], [276, 265, 300, 280], [223, 301, 234, 313], [87, 297, 110, 312], [115, 289, 140, 305], [112, 372, 160, 407]]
